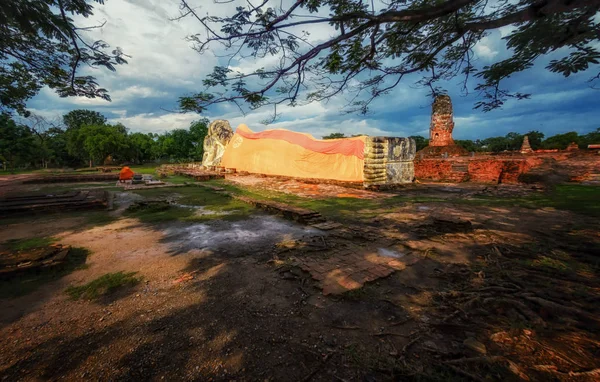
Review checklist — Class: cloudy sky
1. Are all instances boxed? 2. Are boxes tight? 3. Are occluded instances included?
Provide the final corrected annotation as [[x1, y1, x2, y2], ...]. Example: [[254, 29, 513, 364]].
[[27, 0, 600, 140]]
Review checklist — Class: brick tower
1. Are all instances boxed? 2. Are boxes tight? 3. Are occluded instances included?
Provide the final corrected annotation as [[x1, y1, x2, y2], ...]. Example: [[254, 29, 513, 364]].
[[417, 95, 468, 158], [520, 135, 533, 154], [429, 95, 455, 146]]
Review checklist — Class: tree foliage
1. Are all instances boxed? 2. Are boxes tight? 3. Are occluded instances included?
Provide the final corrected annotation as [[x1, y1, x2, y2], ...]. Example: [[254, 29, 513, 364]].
[[63, 109, 107, 130], [0, 0, 127, 116], [410, 135, 429, 151], [1, 109, 211, 170], [526, 130, 545, 150], [454, 139, 480, 152], [427, 129, 599, 153], [0, 114, 35, 170], [541, 131, 580, 149], [189, 118, 210, 159], [176, 0, 600, 119], [322, 132, 347, 139], [68, 123, 130, 166]]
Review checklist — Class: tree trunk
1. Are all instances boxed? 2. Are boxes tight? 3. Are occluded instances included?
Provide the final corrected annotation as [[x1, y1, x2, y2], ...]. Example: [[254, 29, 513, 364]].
[[89, 158, 93, 168]]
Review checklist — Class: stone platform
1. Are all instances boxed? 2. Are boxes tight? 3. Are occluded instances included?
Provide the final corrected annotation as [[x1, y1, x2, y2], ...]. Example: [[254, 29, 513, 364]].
[[293, 248, 422, 295], [0, 244, 72, 275], [0, 190, 110, 215], [22, 173, 119, 184]]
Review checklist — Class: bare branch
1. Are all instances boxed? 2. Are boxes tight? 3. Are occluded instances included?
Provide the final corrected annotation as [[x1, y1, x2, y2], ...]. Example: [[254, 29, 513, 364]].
[[176, 0, 600, 116]]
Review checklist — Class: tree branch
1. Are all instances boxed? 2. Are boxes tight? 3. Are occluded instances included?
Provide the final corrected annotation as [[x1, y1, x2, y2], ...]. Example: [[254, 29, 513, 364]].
[[465, 0, 600, 31], [57, 0, 81, 91]]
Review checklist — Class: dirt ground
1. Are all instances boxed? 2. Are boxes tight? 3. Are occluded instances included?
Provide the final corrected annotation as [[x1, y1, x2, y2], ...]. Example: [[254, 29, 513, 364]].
[[1, 177, 599, 381]]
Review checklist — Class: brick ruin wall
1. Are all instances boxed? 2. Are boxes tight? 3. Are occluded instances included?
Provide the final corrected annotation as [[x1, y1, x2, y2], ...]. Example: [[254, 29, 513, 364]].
[[414, 157, 545, 184], [158, 151, 599, 186]]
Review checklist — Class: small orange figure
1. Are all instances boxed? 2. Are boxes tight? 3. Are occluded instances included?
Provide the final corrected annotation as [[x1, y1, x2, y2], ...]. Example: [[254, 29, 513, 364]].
[[119, 166, 134, 182]]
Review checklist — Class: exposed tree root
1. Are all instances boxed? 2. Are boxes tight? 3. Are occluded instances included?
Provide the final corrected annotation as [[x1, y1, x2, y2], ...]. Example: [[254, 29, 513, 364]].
[[445, 364, 486, 382], [445, 356, 505, 365], [521, 295, 596, 321], [532, 365, 600, 378], [482, 297, 546, 327], [445, 356, 531, 381], [400, 335, 422, 357], [372, 332, 409, 337], [388, 317, 414, 327], [476, 286, 519, 293]]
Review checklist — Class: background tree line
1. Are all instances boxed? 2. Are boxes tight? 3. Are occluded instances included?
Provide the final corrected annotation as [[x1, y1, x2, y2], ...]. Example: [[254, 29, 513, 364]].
[[0, 109, 208, 170], [412, 130, 600, 153], [4, 114, 599, 171], [324, 130, 600, 152]]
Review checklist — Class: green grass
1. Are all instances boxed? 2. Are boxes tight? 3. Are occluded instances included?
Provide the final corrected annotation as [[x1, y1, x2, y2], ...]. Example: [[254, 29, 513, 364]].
[[205, 180, 600, 220], [0, 247, 90, 299], [202, 179, 446, 222], [164, 175, 193, 184], [34, 183, 122, 194], [126, 203, 194, 223], [127, 164, 189, 185], [202, 180, 385, 222], [128, 163, 160, 174], [456, 184, 600, 217], [2, 236, 57, 251], [83, 211, 119, 227], [0, 168, 37, 175], [66, 271, 141, 300], [125, 186, 254, 224], [530, 256, 569, 272], [0, 210, 119, 230]]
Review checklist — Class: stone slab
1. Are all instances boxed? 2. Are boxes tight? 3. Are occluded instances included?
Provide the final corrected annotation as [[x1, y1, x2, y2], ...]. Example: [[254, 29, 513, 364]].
[[297, 249, 422, 295]]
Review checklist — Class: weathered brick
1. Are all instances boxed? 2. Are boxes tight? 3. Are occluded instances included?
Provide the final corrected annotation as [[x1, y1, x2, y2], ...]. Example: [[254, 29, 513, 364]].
[[367, 265, 393, 278], [387, 259, 407, 270], [351, 271, 374, 284], [310, 270, 327, 281], [338, 276, 362, 290], [403, 255, 422, 266], [355, 260, 375, 270]]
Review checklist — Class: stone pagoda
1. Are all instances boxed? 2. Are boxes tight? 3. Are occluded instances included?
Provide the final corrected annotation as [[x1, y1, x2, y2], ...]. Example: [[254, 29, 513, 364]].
[[566, 142, 579, 151], [520, 135, 533, 154]]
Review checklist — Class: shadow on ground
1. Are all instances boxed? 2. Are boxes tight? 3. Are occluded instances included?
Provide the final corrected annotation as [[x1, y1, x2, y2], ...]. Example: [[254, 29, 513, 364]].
[[1, 183, 599, 381]]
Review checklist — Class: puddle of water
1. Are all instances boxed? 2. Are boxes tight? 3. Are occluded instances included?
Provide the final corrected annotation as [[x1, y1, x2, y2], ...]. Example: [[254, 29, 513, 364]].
[[417, 205, 431, 211], [162, 215, 321, 254], [114, 192, 145, 212], [171, 204, 232, 216], [377, 248, 405, 258]]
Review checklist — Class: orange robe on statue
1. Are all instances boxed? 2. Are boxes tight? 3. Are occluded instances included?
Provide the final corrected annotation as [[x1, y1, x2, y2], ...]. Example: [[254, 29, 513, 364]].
[[220, 124, 365, 182]]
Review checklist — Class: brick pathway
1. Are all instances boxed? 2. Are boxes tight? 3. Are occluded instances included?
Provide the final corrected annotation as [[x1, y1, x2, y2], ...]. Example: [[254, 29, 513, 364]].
[[292, 247, 421, 295]]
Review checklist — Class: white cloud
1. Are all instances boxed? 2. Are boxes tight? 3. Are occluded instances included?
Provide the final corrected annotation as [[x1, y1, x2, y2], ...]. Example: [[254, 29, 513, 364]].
[[83, 0, 218, 87], [473, 37, 499, 61], [110, 86, 170, 103], [23, 0, 600, 141], [452, 108, 600, 139], [108, 112, 198, 133]]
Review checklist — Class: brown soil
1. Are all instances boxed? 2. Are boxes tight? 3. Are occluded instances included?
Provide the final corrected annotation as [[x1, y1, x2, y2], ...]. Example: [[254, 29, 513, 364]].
[[0, 174, 38, 197], [0, 179, 599, 381], [227, 175, 393, 199]]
